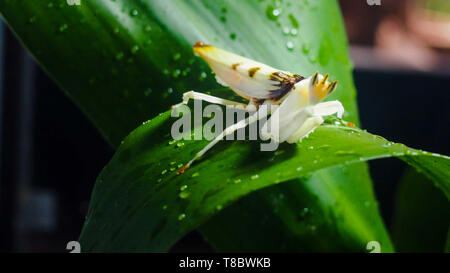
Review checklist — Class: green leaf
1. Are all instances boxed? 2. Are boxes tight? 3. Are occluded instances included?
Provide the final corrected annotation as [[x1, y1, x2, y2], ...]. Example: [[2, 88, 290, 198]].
[[392, 168, 450, 252], [0, 0, 391, 251], [79, 111, 450, 252]]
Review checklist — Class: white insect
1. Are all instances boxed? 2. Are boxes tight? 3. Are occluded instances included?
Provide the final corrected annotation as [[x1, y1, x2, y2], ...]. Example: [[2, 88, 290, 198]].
[[175, 42, 346, 174]]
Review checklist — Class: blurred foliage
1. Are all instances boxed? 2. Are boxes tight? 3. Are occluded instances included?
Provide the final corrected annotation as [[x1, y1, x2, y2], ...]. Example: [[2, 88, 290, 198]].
[[392, 167, 449, 252]]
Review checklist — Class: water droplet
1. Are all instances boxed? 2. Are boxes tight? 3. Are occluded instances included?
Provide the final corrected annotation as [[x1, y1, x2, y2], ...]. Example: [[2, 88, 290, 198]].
[[334, 150, 356, 156], [176, 142, 184, 148], [162, 205, 168, 210], [161, 169, 168, 175], [182, 67, 191, 76], [178, 213, 186, 221], [296, 166, 303, 171], [233, 178, 242, 184], [282, 27, 290, 35], [131, 45, 139, 54], [266, 5, 281, 21], [251, 174, 259, 180], [302, 43, 311, 54], [173, 53, 181, 61], [286, 41, 294, 51], [59, 24, 68, 33], [179, 191, 191, 199], [216, 204, 223, 211], [318, 144, 331, 149], [168, 140, 176, 145], [191, 172, 199, 178], [290, 28, 298, 36], [300, 207, 309, 218], [167, 87, 174, 94], [199, 71, 208, 80], [288, 13, 300, 28], [172, 69, 181, 78], [382, 142, 393, 148], [130, 9, 138, 16]]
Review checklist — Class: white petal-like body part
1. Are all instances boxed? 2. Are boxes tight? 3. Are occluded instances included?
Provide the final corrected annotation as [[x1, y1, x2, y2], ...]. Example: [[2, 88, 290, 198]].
[[194, 44, 301, 100], [261, 79, 311, 142]]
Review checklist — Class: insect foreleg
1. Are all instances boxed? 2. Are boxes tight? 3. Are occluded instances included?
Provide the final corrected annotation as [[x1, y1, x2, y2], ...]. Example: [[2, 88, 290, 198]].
[[310, 100, 344, 119], [177, 108, 269, 174], [174, 90, 250, 110]]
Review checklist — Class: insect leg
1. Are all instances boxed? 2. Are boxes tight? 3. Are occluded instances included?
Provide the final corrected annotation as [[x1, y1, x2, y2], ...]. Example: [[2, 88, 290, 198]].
[[311, 100, 344, 118], [173, 90, 249, 109], [286, 116, 324, 143], [177, 108, 269, 174]]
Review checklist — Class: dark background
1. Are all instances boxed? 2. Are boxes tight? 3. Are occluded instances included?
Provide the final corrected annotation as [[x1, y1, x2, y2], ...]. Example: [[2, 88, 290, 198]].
[[1, 1, 449, 252]]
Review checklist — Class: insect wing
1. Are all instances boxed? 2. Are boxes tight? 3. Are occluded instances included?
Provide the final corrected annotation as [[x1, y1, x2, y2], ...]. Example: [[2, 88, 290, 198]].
[[193, 43, 299, 100]]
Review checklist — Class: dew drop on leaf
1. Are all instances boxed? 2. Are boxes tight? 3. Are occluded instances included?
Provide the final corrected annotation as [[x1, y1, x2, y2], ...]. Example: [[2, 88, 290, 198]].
[[130, 9, 138, 16], [286, 41, 294, 51], [334, 150, 356, 156], [173, 53, 181, 61], [288, 13, 300, 28], [172, 69, 181, 78], [266, 5, 281, 21], [59, 24, 68, 33], [131, 45, 139, 54], [176, 142, 184, 148], [179, 191, 191, 199]]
